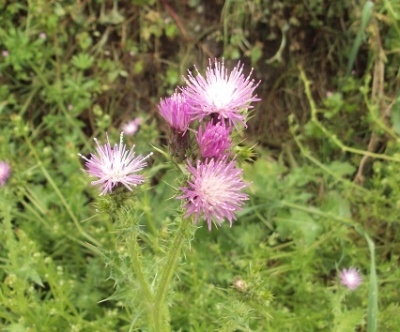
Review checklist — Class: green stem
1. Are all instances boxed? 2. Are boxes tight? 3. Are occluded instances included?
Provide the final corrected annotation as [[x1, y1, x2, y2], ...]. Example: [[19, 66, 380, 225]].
[[289, 124, 369, 194], [298, 66, 400, 163], [153, 218, 188, 331], [129, 236, 153, 301], [128, 233, 154, 323]]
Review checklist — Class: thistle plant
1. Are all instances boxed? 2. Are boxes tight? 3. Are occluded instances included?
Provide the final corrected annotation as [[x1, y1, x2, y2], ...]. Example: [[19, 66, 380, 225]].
[[78, 132, 152, 196], [340, 267, 362, 290], [183, 58, 260, 127], [178, 158, 249, 231], [0, 161, 11, 186], [122, 117, 142, 136], [79, 58, 259, 331], [196, 121, 232, 159]]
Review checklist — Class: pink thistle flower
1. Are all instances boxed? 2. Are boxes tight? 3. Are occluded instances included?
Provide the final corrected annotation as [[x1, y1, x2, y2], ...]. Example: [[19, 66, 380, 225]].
[[340, 267, 362, 290], [158, 92, 192, 134], [178, 158, 249, 230], [122, 117, 142, 136], [183, 58, 260, 127], [39, 32, 47, 39], [78, 132, 152, 195], [0, 161, 11, 186], [196, 121, 232, 159], [2, 50, 9, 57]]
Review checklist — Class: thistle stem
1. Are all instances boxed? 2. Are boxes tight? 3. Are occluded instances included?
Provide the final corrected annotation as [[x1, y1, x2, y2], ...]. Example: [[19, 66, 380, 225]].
[[153, 218, 188, 331], [128, 233, 155, 325]]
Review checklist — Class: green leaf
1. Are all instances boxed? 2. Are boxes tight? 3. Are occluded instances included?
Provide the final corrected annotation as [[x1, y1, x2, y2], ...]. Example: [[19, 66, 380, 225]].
[[365, 234, 378, 332], [334, 309, 364, 332], [250, 43, 263, 65], [7, 323, 27, 332], [326, 161, 356, 177], [391, 97, 400, 135], [19, 263, 44, 287], [321, 191, 351, 219], [71, 53, 94, 70], [275, 209, 322, 246]]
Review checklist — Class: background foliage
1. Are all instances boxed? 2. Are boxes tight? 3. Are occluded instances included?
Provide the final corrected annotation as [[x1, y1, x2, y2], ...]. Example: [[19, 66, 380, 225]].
[[1, 0, 400, 331]]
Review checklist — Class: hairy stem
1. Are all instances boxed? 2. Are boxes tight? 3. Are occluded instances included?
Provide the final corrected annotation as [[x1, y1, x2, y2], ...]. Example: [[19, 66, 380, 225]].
[[128, 232, 154, 325], [153, 218, 189, 331]]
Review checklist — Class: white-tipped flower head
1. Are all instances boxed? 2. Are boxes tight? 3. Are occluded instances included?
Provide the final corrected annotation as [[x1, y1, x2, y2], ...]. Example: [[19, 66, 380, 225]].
[[79, 132, 152, 195], [178, 158, 249, 230], [183, 58, 260, 127], [340, 267, 362, 290], [0, 161, 11, 186]]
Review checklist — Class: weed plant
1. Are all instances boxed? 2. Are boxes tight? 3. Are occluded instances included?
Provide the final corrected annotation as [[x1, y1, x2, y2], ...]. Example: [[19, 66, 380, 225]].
[[1, 1, 400, 331]]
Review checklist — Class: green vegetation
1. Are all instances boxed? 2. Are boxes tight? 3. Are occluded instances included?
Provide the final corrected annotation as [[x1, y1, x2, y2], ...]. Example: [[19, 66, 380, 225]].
[[1, 0, 400, 331]]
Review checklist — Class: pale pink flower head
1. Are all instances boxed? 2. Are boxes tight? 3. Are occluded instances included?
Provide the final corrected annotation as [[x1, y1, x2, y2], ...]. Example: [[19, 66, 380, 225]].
[[183, 58, 260, 128], [122, 117, 142, 136], [178, 158, 249, 230], [340, 267, 362, 290], [196, 121, 232, 159], [39, 32, 47, 39], [78, 132, 152, 195], [158, 92, 192, 134], [2, 50, 9, 57], [0, 161, 11, 186]]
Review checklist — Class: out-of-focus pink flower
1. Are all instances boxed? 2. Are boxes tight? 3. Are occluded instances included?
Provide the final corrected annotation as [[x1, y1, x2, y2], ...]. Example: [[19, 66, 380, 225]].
[[178, 158, 249, 230], [39, 32, 47, 39], [183, 59, 260, 127], [340, 267, 362, 290], [78, 132, 152, 195], [122, 118, 143, 136], [0, 161, 11, 186], [196, 121, 232, 159], [2, 50, 9, 57], [158, 92, 192, 134]]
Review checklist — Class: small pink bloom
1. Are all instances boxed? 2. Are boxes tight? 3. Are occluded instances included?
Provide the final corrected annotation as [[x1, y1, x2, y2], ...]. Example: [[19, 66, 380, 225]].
[[196, 121, 232, 159], [183, 58, 260, 128], [178, 158, 249, 230], [78, 132, 152, 195], [0, 161, 11, 186], [340, 268, 362, 290], [2, 50, 9, 57], [39, 32, 47, 39], [122, 118, 142, 136], [158, 92, 192, 133]]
